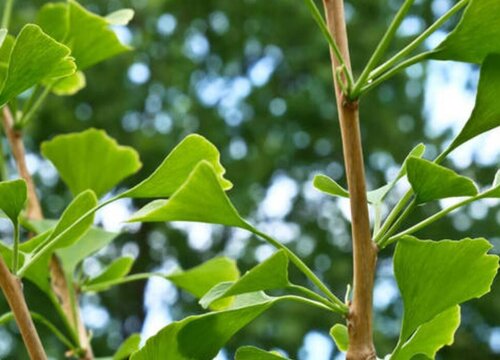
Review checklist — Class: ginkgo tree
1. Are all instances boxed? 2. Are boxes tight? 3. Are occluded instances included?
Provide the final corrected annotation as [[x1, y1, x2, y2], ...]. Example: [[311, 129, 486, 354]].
[[0, 0, 498, 359]]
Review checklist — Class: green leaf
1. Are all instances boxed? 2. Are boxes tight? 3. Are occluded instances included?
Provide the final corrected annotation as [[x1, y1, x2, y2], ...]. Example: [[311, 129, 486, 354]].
[[330, 324, 348, 352], [113, 334, 141, 360], [37, 1, 132, 70], [0, 29, 6, 47], [394, 236, 498, 341], [131, 293, 275, 360], [0, 179, 27, 226], [432, 0, 500, 64], [24, 219, 119, 284], [85, 256, 135, 290], [124, 134, 232, 198], [369, 143, 427, 204], [235, 346, 290, 360], [445, 55, 500, 153], [36, 3, 68, 41], [166, 257, 240, 309], [314, 144, 426, 204], [406, 157, 477, 204], [313, 174, 349, 198], [51, 71, 86, 96], [200, 250, 289, 308], [128, 161, 248, 229], [392, 306, 460, 360], [41, 128, 142, 198], [0, 33, 13, 87], [0, 24, 75, 106], [481, 170, 500, 198], [57, 227, 119, 274], [106, 9, 135, 25], [42, 190, 97, 252]]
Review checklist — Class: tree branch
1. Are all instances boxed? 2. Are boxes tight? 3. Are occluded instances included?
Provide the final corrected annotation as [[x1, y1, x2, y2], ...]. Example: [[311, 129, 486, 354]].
[[0, 256, 47, 360], [2, 108, 43, 219], [321, 1, 377, 359], [1, 106, 94, 360]]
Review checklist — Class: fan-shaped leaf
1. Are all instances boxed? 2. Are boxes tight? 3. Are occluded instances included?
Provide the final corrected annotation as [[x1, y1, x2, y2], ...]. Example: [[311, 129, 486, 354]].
[[394, 236, 498, 341], [106, 9, 135, 25], [166, 256, 240, 310], [313, 174, 349, 198], [131, 293, 275, 360], [406, 157, 477, 203], [41, 128, 141, 198], [392, 306, 460, 360], [51, 71, 86, 96], [235, 346, 291, 360], [0, 24, 75, 106], [36, 1, 131, 69], [443, 55, 500, 154], [200, 250, 289, 308], [0, 179, 27, 226], [128, 161, 248, 229], [124, 134, 232, 198], [85, 256, 135, 290], [330, 324, 349, 352], [432, 0, 500, 64], [113, 334, 141, 360]]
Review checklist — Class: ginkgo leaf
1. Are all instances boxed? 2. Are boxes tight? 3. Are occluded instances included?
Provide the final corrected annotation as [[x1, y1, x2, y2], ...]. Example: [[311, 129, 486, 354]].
[[314, 144, 425, 204], [36, 1, 131, 70], [0, 29, 6, 48], [113, 334, 141, 360], [0, 24, 75, 106], [200, 250, 289, 308], [368, 143, 426, 204], [406, 157, 477, 203], [313, 174, 349, 198], [128, 161, 248, 229], [166, 257, 240, 309], [41, 128, 142, 198], [130, 293, 275, 360], [106, 9, 135, 25], [235, 346, 291, 360], [0, 179, 27, 226], [51, 71, 86, 96], [45, 190, 97, 251], [444, 55, 500, 155], [85, 256, 135, 290], [57, 227, 119, 274], [330, 324, 349, 352], [36, 3, 68, 41], [394, 236, 498, 342], [481, 170, 500, 198], [392, 306, 460, 360], [124, 134, 232, 198], [0, 33, 13, 86], [432, 0, 500, 64]]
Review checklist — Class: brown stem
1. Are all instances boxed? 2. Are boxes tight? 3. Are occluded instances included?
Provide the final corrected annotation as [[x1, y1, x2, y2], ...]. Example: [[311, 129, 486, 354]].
[[0, 257, 47, 360], [321, 1, 377, 359], [1, 107, 93, 360], [2, 108, 43, 219]]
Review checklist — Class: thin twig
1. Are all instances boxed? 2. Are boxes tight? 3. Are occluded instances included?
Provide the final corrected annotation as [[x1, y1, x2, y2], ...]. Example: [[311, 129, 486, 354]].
[[0, 256, 47, 360], [2, 107, 43, 219], [322, 0, 377, 358]]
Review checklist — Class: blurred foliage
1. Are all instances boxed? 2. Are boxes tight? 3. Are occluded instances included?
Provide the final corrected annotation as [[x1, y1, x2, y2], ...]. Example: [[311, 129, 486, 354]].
[[0, 0, 498, 359]]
